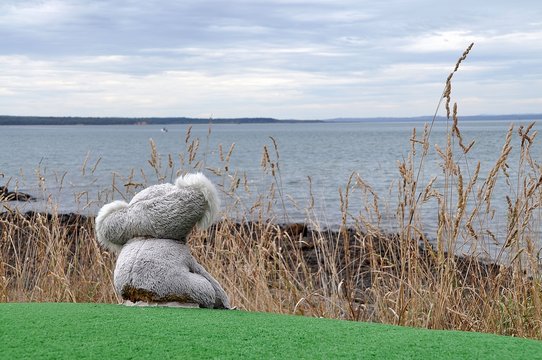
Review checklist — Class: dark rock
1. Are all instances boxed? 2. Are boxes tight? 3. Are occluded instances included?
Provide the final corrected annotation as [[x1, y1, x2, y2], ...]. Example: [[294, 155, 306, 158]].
[[0, 186, 36, 201], [280, 223, 308, 237]]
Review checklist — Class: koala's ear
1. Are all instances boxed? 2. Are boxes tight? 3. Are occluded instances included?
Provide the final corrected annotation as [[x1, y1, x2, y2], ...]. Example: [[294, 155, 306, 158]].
[[95, 200, 130, 253], [175, 172, 221, 230]]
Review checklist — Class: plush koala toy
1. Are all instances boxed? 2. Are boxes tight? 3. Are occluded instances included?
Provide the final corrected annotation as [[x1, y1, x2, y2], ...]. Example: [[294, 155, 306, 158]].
[[95, 173, 230, 309]]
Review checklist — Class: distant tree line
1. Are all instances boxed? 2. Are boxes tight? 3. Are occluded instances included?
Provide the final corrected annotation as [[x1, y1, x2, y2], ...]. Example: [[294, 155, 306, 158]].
[[0, 116, 310, 125], [1, 114, 538, 125]]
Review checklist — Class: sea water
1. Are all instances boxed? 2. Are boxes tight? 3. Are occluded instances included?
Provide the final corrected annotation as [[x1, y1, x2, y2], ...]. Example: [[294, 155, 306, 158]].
[[1, 120, 541, 257]]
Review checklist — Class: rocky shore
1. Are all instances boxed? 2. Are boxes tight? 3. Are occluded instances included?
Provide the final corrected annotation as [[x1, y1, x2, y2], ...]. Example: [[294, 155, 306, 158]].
[[211, 221, 506, 293], [1, 211, 507, 298], [0, 186, 36, 202]]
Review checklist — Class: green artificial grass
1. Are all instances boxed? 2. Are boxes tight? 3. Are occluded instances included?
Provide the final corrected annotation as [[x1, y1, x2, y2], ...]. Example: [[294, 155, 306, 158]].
[[1, 303, 541, 359]]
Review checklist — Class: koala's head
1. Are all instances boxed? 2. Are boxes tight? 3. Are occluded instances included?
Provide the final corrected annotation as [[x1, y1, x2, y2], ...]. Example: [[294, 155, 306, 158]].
[[95, 173, 220, 252]]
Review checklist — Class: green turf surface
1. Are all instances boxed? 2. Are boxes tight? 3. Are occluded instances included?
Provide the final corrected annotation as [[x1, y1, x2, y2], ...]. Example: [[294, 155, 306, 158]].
[[1, 303, 541, 359]]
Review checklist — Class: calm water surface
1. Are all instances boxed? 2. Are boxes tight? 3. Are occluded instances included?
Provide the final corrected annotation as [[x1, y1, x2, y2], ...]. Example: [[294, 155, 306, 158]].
[[1, 120, 541, 257]]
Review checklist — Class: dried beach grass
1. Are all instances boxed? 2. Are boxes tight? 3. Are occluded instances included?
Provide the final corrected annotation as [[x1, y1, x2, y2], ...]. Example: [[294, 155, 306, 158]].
[[1, 44, 541, 339]]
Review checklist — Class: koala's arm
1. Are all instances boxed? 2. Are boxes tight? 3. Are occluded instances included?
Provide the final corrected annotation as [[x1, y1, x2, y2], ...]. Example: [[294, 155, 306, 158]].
[[189, 258, 231, 309]]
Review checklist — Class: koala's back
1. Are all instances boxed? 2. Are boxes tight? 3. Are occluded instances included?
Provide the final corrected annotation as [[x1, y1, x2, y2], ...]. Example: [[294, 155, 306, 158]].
[[114, 238, 215, 306]]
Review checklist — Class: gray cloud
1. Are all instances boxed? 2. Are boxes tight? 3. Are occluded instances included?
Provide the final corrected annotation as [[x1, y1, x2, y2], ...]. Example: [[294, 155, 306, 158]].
[[0, 0, 541, 118]]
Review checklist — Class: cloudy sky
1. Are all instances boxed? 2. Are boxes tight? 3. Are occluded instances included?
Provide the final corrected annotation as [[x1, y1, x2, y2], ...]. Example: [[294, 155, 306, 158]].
[[0, 0, 540, 119]]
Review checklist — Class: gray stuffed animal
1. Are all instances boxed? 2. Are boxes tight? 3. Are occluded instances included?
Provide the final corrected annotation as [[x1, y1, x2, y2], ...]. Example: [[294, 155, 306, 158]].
[[95, 173, 230, 309]]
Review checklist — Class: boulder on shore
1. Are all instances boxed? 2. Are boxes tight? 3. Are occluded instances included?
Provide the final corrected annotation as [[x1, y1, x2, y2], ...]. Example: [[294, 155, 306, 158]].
[[0, 186, 36, 202]]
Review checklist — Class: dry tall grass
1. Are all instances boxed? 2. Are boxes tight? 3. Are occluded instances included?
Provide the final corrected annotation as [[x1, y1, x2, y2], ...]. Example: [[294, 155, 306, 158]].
[[1, 44, 541, 339]]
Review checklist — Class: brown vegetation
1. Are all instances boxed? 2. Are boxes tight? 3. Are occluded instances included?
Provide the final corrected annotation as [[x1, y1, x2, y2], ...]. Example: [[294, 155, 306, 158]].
[[1, 44, 541, 339]]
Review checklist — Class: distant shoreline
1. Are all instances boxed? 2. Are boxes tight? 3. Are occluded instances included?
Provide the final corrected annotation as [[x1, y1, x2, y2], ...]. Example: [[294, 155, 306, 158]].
[[0, 116, 321, 126], [0, 114, 540, 125]]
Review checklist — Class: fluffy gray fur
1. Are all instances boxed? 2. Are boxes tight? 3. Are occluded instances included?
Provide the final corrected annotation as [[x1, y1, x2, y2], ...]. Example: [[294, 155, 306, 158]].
[[95, 173, 230, 309], [95, 184, 207, 248], [115, 238, 230, 308]]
